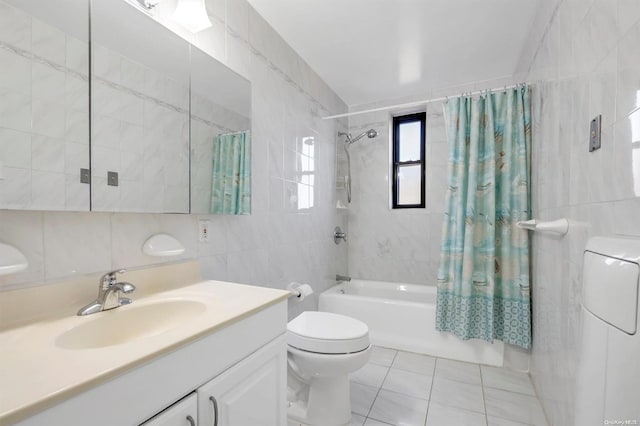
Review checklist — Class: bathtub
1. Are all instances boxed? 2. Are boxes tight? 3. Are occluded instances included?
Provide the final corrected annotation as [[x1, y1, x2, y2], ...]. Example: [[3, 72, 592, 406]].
[[319, 280, 504, 366]]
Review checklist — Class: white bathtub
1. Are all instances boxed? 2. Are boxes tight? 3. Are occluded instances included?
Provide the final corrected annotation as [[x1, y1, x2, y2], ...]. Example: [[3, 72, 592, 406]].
[[319, 280, 504, 366]]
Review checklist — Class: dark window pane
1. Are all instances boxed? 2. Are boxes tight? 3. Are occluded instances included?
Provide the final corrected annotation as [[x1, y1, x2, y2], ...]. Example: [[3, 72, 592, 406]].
[[397, 164, 422, 205], [392, 112, 425, 209], [398, 121, 421, 161]]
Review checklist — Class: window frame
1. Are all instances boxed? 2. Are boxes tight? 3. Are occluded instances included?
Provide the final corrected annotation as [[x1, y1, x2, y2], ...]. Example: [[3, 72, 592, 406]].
[[391, 112, 426, 209]]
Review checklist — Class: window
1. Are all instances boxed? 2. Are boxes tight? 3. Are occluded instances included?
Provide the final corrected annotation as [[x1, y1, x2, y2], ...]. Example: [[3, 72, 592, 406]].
[[392, 112, 426, 208]]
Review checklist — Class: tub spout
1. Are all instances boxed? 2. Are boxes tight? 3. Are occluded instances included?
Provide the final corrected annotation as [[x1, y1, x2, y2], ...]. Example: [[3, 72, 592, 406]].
[[336, 274, 351, 282]]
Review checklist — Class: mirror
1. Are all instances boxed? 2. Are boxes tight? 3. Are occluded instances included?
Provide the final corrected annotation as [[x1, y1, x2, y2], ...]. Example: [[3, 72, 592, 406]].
[[0, 0, 90, 211], [189, 46, 251, 214], [91, 0, 191, 213], [0, 0, 251, 214]]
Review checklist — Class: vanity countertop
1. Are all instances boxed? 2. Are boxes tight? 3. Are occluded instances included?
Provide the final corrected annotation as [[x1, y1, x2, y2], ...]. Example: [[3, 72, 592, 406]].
[[0, 280, 289, 425]]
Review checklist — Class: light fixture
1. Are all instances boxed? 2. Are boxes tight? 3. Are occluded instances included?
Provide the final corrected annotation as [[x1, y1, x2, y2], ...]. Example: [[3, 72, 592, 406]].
[[172, 0, 212, 33], [128, 0, 160, 11], [139, 0, 160, 9]]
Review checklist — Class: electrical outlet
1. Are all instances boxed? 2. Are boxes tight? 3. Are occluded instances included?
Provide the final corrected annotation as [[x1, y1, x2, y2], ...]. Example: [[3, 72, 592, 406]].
[[199, 220, 210, 242]]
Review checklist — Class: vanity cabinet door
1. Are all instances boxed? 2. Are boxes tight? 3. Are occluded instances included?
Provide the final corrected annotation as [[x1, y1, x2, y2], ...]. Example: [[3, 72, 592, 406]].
[[141, 393, 197, 426], [197, 335, 287, 426]]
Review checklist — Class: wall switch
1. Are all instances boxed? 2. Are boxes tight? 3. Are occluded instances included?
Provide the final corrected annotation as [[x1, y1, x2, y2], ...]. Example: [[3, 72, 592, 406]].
[[199, 220, 210, 242], [80, 168, 90, 184], [589, 115, 602, 152], [107, 171, 119, 186]]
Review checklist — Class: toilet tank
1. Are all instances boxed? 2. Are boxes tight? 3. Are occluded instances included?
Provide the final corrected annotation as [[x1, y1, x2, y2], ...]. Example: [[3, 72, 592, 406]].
[[574, 236, 640, 426]]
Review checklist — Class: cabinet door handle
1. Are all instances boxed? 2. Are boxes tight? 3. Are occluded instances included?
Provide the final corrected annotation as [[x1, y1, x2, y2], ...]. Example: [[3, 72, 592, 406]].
[[186, 415, 195, 426], [209, 396, 218, 426]]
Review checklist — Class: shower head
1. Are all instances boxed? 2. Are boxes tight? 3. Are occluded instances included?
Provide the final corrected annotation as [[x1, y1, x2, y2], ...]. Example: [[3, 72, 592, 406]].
[[339, 129, 378, 145], [338, 128, 378, 204]]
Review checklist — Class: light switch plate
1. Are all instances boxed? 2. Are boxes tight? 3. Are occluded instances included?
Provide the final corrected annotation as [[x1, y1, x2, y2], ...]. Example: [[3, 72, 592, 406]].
[[80, 168, 90, 184], [589, 115, 602, 152], [107, 171, 119, 186]]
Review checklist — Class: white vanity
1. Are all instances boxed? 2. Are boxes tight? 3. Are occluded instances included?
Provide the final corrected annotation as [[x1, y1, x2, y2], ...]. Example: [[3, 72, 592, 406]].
[[0, 262, 289, 426]]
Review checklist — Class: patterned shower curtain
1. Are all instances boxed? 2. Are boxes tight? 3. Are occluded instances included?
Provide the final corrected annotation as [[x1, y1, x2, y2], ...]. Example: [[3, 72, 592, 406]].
[[435, 86, 532, 349], [211, 131, 251, 215]]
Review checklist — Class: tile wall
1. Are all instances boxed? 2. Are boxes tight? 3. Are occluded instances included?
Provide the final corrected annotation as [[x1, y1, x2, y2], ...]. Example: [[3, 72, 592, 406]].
[[516, 0, 640, 424], [0, 0, 348, 320], [344, 103, 446, 285]]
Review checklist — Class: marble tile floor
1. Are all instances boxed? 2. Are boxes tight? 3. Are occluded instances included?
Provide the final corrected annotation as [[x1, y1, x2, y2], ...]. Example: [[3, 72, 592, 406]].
[[348, 346, 548, 426]]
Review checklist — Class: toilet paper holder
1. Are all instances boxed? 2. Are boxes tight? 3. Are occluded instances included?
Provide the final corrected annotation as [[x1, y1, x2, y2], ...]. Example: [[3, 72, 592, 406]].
[[516, 218, 569, 236], [287, 282, 314, 300]]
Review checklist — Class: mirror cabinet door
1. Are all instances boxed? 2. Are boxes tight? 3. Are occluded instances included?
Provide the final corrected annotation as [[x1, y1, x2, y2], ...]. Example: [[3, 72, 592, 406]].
[[91, 0, 190, 213], [0, 0, 251, 214], [189, 46, 251, 215], [0, 0, 90, 211]]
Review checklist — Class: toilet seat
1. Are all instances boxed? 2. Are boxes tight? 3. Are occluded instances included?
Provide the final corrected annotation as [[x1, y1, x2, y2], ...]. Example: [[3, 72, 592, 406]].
[[287, 311, 369, 354]]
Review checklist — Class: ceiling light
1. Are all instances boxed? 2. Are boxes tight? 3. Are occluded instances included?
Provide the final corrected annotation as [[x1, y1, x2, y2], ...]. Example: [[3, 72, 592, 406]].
[[172, 0, 212, 33]]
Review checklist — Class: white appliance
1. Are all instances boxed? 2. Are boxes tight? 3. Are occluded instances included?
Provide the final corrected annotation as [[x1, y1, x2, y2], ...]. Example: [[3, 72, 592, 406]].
[[575, 236, 640, 425]]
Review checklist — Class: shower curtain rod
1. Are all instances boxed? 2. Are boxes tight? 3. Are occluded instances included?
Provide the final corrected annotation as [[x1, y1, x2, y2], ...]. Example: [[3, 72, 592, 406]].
[[322, 83, 525, 120]]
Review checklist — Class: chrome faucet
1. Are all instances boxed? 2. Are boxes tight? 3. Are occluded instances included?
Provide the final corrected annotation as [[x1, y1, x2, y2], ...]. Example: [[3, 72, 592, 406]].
[[336, 274, 351, 282], [77, 269, 136, 316]]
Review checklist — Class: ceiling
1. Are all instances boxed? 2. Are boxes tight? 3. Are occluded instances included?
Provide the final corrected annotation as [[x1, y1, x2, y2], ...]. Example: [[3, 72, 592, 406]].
[[247, 0, 543, 107]]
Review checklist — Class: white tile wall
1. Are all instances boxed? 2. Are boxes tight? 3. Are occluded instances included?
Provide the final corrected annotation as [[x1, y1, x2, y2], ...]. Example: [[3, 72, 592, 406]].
[[0, 0, 348, 321], [516, 0, 640, 424]]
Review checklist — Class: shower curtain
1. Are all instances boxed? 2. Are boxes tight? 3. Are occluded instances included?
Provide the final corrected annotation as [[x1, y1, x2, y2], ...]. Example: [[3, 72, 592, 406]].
[[435, 86, 532, 349], [211, 131, 251, 215]]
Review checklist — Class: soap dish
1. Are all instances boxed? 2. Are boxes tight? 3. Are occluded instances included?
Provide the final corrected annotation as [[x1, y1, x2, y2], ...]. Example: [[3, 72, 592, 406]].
[[142, 233, 185, 257], [0, 242, 28, 276]]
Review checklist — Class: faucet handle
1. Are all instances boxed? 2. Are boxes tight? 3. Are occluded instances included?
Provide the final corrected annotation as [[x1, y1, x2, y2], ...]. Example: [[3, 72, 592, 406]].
[[108, 268, 127, 277], [333, 226, 347, 244], [99, 269, 127, 288]]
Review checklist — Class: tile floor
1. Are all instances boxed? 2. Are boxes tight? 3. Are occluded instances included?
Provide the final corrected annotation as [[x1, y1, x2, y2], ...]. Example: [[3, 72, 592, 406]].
[[348, 346, 548, 426]]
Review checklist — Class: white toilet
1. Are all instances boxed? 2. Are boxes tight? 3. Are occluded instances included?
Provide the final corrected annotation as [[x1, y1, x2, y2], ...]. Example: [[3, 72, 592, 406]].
[[287, 311, 371, 426]]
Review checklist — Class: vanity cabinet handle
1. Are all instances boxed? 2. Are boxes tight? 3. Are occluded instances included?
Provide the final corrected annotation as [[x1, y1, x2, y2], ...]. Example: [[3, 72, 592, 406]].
[[209, 396, 218, 426], [186, 415, 195, 426]]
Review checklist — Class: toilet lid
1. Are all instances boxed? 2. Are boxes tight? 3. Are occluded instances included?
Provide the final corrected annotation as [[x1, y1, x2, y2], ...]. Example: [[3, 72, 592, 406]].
[[287, 311, 370, 354]]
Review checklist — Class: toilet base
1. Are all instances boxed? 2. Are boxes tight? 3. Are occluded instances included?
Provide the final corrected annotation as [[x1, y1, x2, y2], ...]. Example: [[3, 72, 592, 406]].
[[287, 375, 352, 426]]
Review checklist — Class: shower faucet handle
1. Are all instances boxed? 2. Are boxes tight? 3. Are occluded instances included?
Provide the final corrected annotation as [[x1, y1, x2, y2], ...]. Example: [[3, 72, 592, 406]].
[[334, 226, 347, 244]]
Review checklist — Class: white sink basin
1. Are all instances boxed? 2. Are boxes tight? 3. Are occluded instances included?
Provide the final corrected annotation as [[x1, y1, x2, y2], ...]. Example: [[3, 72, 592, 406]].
[[55, 299, 207, 350]]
